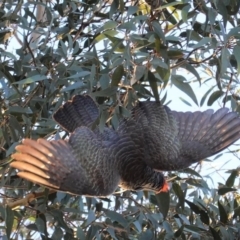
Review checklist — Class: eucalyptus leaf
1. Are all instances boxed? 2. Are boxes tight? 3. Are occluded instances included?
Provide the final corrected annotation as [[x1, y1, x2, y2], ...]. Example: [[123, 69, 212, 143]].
[[5, 206, 14, 239], [104, 209, 128, 227], [172, 75, 198, 106], [12, 75, 47, 84]]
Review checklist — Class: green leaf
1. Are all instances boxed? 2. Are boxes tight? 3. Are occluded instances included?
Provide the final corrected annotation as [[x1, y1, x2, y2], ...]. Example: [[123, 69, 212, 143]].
[[172, 183, 185, 209], [36, 215, 46, 234], [185, 200, 201, 214], [5, 206, 14, 239], [7, 106, 32, 114], [86, 225, 100, 239], [149, 194, 158, 205], [107, 227, 117, 239], [174, 225, 184, 238], [63, 71, 90, 79], [207, 8, 218, 25], [139, 229, 154, 240], [51, 209, 71, 233], [14, 60, 22, 76], [218, 187, 237, 195], [26, 223, 38, 231], [104, 20, 118, 30], [226, 26, 240, 40], [218, 201, 228, 224], [162, 220, 173, 234], [181, 62, 200, 82], [127, 6, 138, 15], [131, 65, 146, 85], [200, 86, 215, 106], [59, 40, 67, 56], [92, 86, 118, 97], [104, 209, 128, 227], [1, 51, 17, 60], [119, 21, 136, 31], [233, 45, 240, 75], [155, 191, 170, 219], [111, 111, 120, 129], [99, 74, 111, 89], [109, 0, 119, 18], [172, 75, 198, 106], [152, 21, 165, 43], [192, 37, 212, 49], [119, 106, 131, 117], [200, 210, 210, 225], [77, 227, 86, 240], [156, 66, 170, 87], [133, 220, 141, 232], [184, 224, 206, 233], [221, 47, 230, 75], [148, 71, 160, 101], [233, 200, 240, 219], [98, 108, 108, 132], [220, 226, 230, 239], [12, 74, 47, 84], [52, 226, 63, 239], [179, 97, 192, 106], [111, 64, 124, 87], [167, 50, 184, 59], [209, 226, 222, 240], [226, 170, 238, 187], [61, 81, 85, 92], [57, 192, 67, 202], [181, 4, 191, 22], [207, 90, 224, 106], [86, 210, 96, 225], [151, 58, 168, 69]]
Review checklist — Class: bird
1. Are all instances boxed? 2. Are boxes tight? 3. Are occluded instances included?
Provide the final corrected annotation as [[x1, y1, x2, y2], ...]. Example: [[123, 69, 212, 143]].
[[10, 95, 240, 197], [10, 95, 167, 197]]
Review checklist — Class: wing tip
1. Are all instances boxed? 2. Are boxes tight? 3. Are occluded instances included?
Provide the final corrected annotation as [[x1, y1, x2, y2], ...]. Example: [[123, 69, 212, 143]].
[[17, 172, 60, 190]]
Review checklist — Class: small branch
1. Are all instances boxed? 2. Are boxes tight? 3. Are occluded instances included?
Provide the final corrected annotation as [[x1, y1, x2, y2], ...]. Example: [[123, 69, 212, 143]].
[[7, 190, 56, 209]]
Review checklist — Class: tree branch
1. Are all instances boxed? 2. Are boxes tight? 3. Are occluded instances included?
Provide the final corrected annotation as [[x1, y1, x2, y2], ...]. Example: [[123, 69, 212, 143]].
[[7, 190, 56, 209]]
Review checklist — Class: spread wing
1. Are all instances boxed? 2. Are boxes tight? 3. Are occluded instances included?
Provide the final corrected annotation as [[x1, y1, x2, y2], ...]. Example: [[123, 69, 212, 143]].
[[11, 127, 120, 197], [171, 108, 240, 170], [118, 101, 240, 171], [118, 101, 181, 171]]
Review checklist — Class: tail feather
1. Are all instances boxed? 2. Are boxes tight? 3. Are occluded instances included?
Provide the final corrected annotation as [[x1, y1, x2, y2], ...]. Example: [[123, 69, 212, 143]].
[[53, 95, 98, 132]]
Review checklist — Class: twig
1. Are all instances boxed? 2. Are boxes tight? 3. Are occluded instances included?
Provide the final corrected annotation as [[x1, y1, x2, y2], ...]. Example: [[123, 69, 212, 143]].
[[7, 190, 56, 209]]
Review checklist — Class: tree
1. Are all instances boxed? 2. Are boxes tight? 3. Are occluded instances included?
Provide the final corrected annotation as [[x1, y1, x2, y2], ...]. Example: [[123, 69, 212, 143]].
[[0, 0, 240, 239]]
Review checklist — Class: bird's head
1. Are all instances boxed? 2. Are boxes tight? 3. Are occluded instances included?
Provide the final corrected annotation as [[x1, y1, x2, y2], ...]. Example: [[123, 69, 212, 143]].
[[156, 179, 169, 193], [138, 176, 169, 193]]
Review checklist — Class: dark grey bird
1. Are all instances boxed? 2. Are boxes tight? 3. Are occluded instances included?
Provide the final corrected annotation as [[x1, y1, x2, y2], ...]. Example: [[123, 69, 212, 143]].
[[11, 95, 240, 196]]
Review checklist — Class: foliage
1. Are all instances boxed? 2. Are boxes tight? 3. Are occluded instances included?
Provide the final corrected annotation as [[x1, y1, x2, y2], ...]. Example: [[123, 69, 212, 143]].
[[0, 0, 240, 239]]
